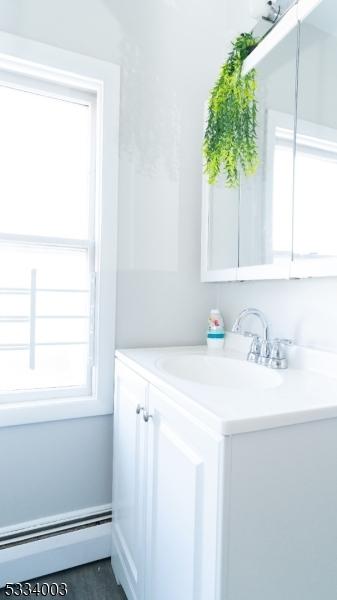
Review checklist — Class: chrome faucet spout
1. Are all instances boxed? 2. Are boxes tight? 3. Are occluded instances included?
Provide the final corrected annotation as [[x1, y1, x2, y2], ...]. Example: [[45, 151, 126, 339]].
[[231, 308, 269, 341]]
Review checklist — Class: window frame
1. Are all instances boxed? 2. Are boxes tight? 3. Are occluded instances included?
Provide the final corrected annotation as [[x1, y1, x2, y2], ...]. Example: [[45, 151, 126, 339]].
[[0, 31, 120, 428], [0, 78, 96, 402]]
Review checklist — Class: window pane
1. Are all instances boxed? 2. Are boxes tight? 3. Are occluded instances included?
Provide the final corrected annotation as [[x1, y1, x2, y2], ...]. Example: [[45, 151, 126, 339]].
[[36, 319, 89, 344], [36, 292, 89, 317], [0, 245, 91, 394], [35, 345, 89, 389], [0, 244, 89, 290], [0, 350, 28, 392], [0, 322, 29, 345], [0, 85, 91, 239], [0, 294, 29, 317], [0, 346, 88, 392], [0, 76, 95, 400]]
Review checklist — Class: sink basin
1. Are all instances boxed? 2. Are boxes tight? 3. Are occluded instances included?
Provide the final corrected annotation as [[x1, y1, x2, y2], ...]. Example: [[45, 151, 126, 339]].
[[156, 354, 282, 391]]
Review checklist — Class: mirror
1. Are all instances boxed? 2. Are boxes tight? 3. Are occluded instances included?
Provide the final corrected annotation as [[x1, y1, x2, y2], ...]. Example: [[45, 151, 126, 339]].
[[293, 0, 337, 277], [239, 24, 298, 275], [202, 0, 337, 283], [203, 175, 239, 276], [201, 6, 299, 282]]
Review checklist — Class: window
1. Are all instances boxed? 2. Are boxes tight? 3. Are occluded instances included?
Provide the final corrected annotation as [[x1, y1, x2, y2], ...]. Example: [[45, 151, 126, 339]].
[[0, 32, 120, 426], [0, 78, 95, 400]]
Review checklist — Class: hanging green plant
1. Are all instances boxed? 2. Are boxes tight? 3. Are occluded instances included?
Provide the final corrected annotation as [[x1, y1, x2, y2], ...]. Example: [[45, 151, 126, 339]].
[[203, 32, 260, 188]]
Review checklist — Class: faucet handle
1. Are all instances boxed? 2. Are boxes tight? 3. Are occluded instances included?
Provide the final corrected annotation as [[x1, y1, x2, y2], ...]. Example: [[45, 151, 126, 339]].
[[257, 338, 271, 366], [270, 338, 293, 359], [247, 334, 261, 363], [250, 334, 261, 354], [269, 338, 293, 369]]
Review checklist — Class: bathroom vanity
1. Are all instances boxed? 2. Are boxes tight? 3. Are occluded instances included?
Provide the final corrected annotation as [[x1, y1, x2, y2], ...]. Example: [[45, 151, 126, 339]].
[[111, 335, 337, 600]]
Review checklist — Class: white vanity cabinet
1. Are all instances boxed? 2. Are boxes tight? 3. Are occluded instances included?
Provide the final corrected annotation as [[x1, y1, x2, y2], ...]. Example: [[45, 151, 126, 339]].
[[111, 359, 224, 600], [112, 351, 337, 600]]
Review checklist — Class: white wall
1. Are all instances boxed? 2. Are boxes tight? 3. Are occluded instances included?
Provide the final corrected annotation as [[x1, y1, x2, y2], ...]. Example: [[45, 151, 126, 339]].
[[216, 278, 337, 353], [0, 417, 113, 526], [113, 0, 225, 348], [0, 0, 227, 530]]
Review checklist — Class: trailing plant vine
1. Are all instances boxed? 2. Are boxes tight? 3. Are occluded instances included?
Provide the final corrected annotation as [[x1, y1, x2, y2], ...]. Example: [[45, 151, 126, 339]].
[[203, 32, 259, 188]]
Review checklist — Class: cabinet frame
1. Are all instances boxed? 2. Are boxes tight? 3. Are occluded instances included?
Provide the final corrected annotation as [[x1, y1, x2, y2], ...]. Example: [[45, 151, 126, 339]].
[[201, 0, 326, 284], [111, 361, 149, 600]]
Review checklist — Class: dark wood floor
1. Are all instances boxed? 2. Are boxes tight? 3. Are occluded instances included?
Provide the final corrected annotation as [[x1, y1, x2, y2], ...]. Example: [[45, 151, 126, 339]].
[[0, 560, 127, 600]]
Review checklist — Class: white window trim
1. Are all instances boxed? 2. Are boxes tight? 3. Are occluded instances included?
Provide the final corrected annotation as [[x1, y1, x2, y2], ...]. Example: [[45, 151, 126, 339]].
[[0, 31, 120, 428]]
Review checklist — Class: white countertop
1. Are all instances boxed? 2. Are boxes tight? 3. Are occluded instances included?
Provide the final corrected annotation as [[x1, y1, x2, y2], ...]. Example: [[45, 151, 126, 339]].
[[116, 334, 337, 435]]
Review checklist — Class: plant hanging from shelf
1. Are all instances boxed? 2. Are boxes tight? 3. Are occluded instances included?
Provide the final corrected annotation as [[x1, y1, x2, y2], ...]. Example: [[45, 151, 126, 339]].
[[203, 32, 259, 188]]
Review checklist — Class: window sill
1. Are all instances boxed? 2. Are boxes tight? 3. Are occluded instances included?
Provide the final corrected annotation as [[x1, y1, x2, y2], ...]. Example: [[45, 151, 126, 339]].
[[0, 393, 113, 428]]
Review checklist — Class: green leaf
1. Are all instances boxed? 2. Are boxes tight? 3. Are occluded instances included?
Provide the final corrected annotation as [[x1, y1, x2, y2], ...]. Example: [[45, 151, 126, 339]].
[[204, 33, 259, 188]]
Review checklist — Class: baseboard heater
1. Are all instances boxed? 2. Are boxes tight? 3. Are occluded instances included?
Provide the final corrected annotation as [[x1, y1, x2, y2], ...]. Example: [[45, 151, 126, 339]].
[[0, 509, 112, 549], [0, 508, 112, 587]]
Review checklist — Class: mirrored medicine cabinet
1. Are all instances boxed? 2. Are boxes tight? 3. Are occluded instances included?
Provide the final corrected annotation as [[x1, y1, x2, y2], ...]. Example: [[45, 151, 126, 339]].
[[201, 0, 337, 282]]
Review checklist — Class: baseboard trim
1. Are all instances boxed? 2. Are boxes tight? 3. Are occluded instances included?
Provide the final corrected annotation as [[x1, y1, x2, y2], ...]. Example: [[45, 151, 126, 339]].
[[0, 521, 112, 588]]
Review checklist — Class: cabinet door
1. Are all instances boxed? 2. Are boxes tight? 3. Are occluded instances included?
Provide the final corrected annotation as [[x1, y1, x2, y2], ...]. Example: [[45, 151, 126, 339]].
[[145, 386, 224, 600], [111, 360, 148, 600]]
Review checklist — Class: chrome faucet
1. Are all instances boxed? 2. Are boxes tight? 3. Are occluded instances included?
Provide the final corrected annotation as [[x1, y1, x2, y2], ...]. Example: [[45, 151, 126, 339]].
[[231, 308, 292, 369]]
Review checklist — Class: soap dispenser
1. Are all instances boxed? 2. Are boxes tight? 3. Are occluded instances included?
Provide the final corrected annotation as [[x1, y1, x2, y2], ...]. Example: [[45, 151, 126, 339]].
[[207, 309, 225, 350]]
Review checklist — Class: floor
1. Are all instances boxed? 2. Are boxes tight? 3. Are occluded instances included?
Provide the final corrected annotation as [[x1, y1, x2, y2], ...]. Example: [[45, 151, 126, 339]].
[[0, 560, 127, 600]]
